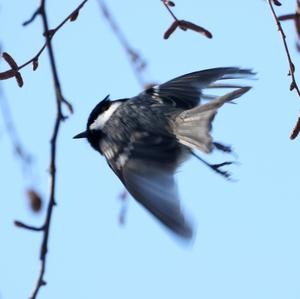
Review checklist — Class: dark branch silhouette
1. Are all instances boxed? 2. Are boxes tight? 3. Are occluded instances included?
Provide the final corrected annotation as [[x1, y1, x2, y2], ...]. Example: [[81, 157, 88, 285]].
[[0, 0, 88, 107], [161, 0, 212, 39], [9, 1, 89, 298], [267, 0, 300, 139]]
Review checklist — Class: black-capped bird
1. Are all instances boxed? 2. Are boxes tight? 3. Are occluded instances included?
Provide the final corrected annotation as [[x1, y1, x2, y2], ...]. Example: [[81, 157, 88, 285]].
[[74, 67, 254, 240]]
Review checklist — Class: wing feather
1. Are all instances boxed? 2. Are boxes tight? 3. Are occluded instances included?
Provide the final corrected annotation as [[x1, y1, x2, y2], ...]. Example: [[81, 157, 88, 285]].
[[104, 131, 194, 240], [142, 67, 254, 109], [123, 160, 193, 240]]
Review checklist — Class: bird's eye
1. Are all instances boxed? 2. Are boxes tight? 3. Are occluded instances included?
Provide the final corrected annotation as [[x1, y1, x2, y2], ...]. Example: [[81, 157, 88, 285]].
[[102, 102, 110, 112]]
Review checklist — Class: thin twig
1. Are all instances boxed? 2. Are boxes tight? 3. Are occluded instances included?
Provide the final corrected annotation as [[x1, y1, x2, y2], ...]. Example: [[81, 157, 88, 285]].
[[97, 0, 148, 87], [19, 0, 88, 72], [0, 0, 88, 107], [160, 0, 212, 39], [161, 0, 179, 21], [14, 221, 44, 232], [267, 0, 300, 139], [278, 13, 298, 21], [5, 1, 90, 298], [22, 7, 41, 26], [28, 0, 65, 295]]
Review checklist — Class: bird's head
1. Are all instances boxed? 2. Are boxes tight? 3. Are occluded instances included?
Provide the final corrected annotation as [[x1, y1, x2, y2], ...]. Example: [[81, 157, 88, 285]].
[[73, 95, 121, 151]]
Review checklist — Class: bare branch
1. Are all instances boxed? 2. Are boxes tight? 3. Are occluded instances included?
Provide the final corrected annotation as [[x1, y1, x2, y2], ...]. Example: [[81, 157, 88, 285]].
[[0, 0, 88, 99], [162, 0, 179, 22], [161, 0, 212, 39], [14, 221, 44, 232], [278, 13, 298, 21], [267, 0, 300, 139], [3, 1, 90, 298], [23, 7, 41, 26], [28, 0, 67, 295], [97, 0, 148, 87], [164, 20, 212, 39], [278, 2, 300, 43]]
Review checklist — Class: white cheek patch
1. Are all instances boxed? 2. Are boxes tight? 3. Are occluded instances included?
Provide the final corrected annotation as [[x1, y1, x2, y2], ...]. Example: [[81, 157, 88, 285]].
[[89, 102, 122, 130]]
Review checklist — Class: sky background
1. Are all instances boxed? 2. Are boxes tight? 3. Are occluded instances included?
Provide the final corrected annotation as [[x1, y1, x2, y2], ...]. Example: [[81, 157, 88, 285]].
[[0, 0, 300, 298]]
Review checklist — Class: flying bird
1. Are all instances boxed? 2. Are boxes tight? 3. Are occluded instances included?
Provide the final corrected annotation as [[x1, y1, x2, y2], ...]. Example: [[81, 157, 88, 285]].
[[74, 67, 254, 240]]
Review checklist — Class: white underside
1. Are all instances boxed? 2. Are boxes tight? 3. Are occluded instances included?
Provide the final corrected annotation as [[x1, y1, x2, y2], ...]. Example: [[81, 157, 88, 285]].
[[89, 102, 122, 130]]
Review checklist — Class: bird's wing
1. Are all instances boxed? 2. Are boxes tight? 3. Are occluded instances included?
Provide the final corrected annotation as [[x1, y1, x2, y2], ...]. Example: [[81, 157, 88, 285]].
[[141, 67, 254, 109], [105, 131, 193, 240], [123, 161, 193, 240]]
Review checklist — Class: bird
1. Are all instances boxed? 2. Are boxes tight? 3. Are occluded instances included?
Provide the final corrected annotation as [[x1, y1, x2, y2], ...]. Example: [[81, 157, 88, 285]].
[[74, 67, 254, 240]]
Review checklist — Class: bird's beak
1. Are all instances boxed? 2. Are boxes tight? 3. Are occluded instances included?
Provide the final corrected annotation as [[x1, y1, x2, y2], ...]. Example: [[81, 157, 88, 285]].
[[73, 131, 88, 139]]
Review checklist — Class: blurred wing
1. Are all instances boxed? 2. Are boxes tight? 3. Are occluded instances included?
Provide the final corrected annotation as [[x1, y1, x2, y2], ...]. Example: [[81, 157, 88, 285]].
[[105, 132, 193, 240], [123, 159, 193, 240], [142, 67, 254, 109]]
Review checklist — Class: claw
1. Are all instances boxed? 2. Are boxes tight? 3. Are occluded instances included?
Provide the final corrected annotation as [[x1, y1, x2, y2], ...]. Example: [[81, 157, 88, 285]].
[[191, 151, 236, 180], [210, 162, 234, 179]]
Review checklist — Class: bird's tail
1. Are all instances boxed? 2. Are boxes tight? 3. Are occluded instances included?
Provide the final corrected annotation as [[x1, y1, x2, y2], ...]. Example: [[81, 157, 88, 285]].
[[174, 86, 251, 153]]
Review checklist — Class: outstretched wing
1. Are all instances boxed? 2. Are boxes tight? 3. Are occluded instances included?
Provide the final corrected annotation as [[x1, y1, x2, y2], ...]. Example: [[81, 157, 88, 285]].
[[142, 67, 254, 109], [123, 160, 193, 240], [103, 131, 194, 240]]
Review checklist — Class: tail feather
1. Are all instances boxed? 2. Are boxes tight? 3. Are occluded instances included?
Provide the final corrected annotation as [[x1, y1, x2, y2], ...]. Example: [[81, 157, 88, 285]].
[[174, 87, 251, 153], [175, 109, 216, 153]]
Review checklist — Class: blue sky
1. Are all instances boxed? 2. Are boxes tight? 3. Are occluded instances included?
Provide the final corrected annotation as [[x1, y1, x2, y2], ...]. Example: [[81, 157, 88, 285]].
[[0, 0, 300, 298]]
